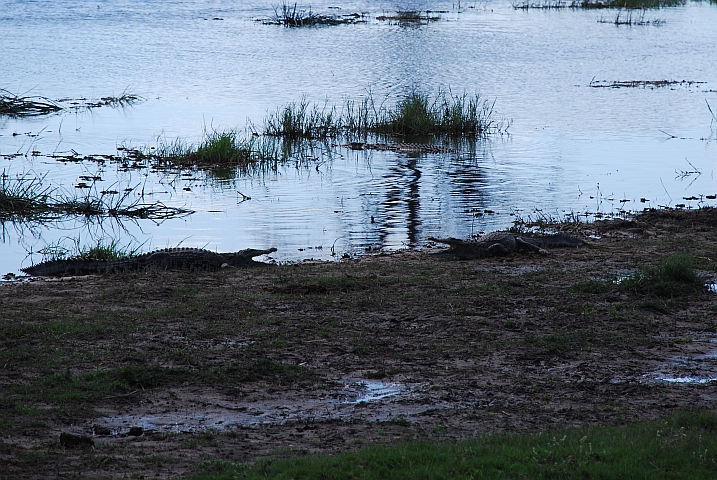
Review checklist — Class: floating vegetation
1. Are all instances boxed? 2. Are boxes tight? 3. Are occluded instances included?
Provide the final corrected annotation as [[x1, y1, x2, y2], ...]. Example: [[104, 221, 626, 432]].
[[264, 2, 365, 26], [0, 88, 144, 117], [589, 79, 702, 88], [264, 90, 510, 140], [512, 1, 577, 9], [514, 0, 684, 8], [0, 171, 192, 224], [597, 8, 665, 23], [376, 10, 441, 22], [57, 91, 145, 110], [0, 89, 62, 117], [581, 0, 685, 8]]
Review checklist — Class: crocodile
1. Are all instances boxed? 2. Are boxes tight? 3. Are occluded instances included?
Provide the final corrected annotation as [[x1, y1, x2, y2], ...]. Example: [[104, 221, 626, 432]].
[[21, 247, 277, 277], [344, 142, 456, 154], [429, 231, 584, 259]]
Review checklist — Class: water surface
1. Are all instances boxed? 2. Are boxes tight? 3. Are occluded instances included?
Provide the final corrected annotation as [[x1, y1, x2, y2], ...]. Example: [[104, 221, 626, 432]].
[[1, 0, 716, 275]]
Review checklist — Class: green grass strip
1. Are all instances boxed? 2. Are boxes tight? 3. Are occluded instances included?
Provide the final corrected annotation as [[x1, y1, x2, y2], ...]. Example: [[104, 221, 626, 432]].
[[188, 411, 717, 479]]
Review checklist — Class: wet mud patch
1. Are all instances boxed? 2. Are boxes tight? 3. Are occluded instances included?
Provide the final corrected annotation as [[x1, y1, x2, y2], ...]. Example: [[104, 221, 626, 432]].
[[95, 380, 420, 436], [645, 335, 717, 385]]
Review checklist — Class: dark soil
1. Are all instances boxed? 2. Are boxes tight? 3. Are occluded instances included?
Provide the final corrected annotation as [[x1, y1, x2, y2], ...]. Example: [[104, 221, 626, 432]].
[[1, 208, 716, 479]]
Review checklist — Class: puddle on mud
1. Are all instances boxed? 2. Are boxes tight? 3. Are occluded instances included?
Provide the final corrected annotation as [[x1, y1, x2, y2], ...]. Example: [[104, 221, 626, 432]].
[[646, 338, 717, 385], [96, 380, 445, 435], [343, 380, 403, 404]]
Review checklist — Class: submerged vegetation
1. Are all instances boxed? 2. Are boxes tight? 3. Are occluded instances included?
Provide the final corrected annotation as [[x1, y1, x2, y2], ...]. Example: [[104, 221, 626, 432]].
[[264, 90, 510, 139], [0, 171, 192, 223], [0, 88, 143, 117]]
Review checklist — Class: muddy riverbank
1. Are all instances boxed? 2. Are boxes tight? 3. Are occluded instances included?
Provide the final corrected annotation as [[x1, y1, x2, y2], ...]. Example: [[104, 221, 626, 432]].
[[1, 208, 716, 478]]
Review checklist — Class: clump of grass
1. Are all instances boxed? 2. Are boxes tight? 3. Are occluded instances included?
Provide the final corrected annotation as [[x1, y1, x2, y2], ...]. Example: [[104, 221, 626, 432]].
[[35, 237, 141, 262], [268, 2, 363, 26], [148, 129, 280, 169], [0, 172, 55, 221], [618, 253, 707, 298], [263, 98, 341, 139], [377, 91, 500, 136], [264, 90, 510, 139], [0, 89, 62, 117]]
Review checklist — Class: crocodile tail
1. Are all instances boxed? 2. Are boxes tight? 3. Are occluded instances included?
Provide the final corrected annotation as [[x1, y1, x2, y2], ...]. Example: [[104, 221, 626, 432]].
[[521, 233, 584, 249], [21, 259, 105, 277]]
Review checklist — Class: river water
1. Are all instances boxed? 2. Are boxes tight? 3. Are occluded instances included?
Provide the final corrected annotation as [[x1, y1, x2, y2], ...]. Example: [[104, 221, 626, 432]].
[[1, 0, 716, 275]]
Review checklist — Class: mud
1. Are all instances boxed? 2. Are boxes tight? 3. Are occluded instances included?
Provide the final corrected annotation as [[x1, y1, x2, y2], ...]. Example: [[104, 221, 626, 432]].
[[2, 208, 717, 478]]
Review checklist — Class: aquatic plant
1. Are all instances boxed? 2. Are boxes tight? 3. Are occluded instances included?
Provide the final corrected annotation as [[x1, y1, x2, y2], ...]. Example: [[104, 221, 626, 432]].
[[264, 98, 341, 139], [264, 90, 510, 139], [268, 2, 362, 26], [581, 0, 685, 8], [0, 88, 144, 117], [0, 171, 192, 223], [597, 8, 665, 22], [146, 128, 282, 169], [376, 10, 441, 22], [0, 89, 62, 117], [512, 0, 577, 9]]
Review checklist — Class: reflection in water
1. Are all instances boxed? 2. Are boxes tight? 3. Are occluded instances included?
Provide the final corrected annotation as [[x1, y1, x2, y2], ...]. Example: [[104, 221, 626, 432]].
[[1, 1, 717, 273], [379, 153, 422, 248]]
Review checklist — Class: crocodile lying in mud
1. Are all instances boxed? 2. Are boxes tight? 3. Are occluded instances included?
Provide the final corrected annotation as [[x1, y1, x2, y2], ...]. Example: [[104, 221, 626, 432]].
[[21, 247, 277, 277], [429, 231, 584, 259], [344, 142, 455, 154]]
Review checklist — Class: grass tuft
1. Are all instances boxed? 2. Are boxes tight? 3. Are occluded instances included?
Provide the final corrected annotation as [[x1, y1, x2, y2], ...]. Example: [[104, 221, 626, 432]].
[[147, 129, 281, 170], [264, 90, 510, 139], [34, 237, 140, 263], [618, 253, 707, 298]]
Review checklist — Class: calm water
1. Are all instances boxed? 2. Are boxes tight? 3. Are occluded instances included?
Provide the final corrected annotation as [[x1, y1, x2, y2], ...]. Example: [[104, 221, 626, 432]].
[[1, 0, 716, 275]]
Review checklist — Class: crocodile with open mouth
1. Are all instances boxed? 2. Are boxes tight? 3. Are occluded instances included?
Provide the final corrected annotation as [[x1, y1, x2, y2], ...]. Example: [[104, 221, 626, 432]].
[[429, 231, 584, 259]]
